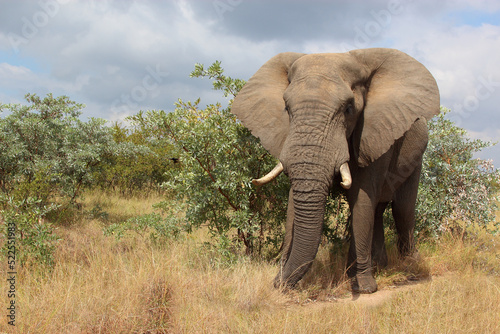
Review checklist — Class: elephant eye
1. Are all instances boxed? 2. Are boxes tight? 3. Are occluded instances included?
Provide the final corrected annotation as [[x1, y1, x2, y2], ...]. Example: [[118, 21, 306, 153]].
[[345, 103, 354, 115]]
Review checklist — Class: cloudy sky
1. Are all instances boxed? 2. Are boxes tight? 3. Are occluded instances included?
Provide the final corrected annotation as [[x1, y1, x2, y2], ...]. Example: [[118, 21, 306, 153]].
[[1, 0, 499, 165]]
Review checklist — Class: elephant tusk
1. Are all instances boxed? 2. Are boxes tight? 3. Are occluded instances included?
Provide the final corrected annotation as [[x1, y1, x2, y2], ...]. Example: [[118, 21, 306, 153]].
[[340, 162, 352, 189], [252, 162, 284, 186]]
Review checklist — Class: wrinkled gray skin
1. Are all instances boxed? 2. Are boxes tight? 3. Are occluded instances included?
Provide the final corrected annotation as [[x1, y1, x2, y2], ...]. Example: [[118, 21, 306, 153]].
[[231, 48, 440, 293]]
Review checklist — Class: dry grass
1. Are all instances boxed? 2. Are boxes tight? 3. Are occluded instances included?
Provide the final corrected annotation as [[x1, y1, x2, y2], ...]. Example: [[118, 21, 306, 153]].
[[1, 192, 499, 333]]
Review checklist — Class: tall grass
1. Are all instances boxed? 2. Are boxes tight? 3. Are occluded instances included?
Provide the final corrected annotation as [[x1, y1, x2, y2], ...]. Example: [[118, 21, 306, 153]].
[[0, 192, 499, 333]]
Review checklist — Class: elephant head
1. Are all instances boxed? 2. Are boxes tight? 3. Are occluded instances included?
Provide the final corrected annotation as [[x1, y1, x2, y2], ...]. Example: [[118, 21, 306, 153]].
[[231, 48, 439, 288]]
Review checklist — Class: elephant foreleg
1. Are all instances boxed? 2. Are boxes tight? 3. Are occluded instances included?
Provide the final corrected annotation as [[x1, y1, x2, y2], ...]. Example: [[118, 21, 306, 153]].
[[347, 188, 377, 293]]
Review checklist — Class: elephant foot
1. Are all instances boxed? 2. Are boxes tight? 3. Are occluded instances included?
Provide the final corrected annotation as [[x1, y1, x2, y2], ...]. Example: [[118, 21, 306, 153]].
[[372, 250, 388, 270], [351, 274, 377, 294], [273, 276, 285, 289], [273, 273, 296, 291], [401, 250, 420, 262]]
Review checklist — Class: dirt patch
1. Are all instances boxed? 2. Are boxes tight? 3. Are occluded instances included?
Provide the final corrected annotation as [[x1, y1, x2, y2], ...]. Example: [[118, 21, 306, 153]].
[[342, 279, 431, 307], [296, 277, 433, 309]]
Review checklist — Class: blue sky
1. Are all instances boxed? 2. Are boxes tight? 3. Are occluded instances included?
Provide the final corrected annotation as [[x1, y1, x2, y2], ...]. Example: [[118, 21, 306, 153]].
[[447, 8, 500, 26], [1, 0, 499, 166]]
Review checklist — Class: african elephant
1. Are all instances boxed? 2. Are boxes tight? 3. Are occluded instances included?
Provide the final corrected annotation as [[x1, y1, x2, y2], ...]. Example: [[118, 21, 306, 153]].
[[231, 48, 440, 293]]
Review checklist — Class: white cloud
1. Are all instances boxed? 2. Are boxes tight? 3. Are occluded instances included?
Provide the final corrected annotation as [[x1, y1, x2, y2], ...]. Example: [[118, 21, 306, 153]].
[[0, 63, 31, 77], [0, 62, 43, 95]]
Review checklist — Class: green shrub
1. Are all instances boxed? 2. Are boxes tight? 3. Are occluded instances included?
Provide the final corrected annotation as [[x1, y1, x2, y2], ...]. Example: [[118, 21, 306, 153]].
[[0, 93, 138, 205], [416, 108, 500, 236], [94, 121, 179, 195], [0, 93, 147, 267], [1, 195, 60, 268], [119, 63, 290, 257], [103, 201, 185, 245]]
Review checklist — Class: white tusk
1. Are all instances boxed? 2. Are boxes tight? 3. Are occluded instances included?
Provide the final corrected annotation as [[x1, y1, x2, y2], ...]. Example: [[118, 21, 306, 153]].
[[252, 162, 284, 186], [340, 162, 352, 189]]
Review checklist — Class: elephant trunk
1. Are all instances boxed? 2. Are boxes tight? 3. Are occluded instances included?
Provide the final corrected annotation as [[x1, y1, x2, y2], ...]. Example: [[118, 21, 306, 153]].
[[274, 175, 328, 288]]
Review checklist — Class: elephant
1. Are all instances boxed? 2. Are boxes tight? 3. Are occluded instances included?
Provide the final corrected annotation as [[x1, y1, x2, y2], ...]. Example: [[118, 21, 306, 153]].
[[230, 48, 440, 293]]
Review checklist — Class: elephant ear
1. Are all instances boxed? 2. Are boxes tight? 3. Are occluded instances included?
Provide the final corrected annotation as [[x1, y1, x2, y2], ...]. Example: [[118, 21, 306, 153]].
[[349, 48, 440, 167], [231, 52, 306, 158]]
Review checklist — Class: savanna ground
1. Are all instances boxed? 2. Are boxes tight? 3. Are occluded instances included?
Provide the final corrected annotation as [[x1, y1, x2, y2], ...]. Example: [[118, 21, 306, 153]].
[[1, 191, 499, 333]]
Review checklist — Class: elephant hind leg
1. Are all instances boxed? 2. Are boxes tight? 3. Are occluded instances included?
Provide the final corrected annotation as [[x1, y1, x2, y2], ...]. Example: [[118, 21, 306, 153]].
[[392, 164, 422, 257], [372, 202, 389, 269]]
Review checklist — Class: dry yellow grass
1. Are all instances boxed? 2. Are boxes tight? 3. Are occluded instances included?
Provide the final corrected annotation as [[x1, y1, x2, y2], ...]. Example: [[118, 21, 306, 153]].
[[1, 192, 499, 333]]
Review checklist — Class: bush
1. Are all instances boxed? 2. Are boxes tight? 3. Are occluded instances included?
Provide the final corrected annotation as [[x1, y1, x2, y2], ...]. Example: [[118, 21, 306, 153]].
[[416, 108, 500, 236], [0, 94, 146, 266], [120, 62, 290, 257], [104, 210, 184, 245], [94, 121, 179, 195], [1, 195, 59, 267], [0, 93, 139, 206]]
